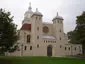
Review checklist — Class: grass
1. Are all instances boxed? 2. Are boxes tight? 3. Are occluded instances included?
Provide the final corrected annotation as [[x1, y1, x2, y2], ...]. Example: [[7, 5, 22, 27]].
[[0, 56, 85, 64]]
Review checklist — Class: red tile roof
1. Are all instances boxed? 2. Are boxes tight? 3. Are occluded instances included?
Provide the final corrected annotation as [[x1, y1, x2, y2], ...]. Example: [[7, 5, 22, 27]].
[[20, 24, 31, 30]]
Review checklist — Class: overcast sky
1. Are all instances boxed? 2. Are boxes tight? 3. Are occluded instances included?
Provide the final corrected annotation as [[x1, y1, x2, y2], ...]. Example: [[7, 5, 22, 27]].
[[0, 0, 85, 33]]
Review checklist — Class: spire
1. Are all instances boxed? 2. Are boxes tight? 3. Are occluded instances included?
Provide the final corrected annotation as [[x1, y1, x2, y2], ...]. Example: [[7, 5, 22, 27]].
[[36, 8, 38, 12], [29, 2, 31, 7], [28, 2, 32, 10], [57, 12, 58, 16]]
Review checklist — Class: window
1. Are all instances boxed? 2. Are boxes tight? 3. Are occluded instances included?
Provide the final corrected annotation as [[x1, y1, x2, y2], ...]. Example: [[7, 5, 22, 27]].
[[37, 44, 39, 48], [36, 17, 37, 20], [46, 40, 47, 43], [37, 27, 39, 31], [68, 47, 70, 51], [24, 32, 26, 41], [43, 26, 49, 33], [58, 20, 59, 23], [30, 46, 32, 50], [60, 30, 61, 32], [60, 37, 61, 40], [37, 36, 39, 39], [60, 21, 62, 23], [60, 45, 62, 48], [55, 41, 56, 43], [44, 40, 45, 42], [27, 35, 30, 43], [65, 47, 66, 50], [24, 46, 27, 50], [75, 47, 76, 50]]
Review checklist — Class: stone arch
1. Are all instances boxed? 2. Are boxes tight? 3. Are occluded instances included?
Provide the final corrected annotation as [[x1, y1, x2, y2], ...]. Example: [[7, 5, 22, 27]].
[[47, 45, 53, 56]]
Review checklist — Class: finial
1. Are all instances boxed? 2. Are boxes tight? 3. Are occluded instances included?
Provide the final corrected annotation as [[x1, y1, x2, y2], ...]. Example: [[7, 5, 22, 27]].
[[36, 8, 38, 12], [28, 2, 32, 10], [57, 12, 58, 16], [29, 2, 31, 7]]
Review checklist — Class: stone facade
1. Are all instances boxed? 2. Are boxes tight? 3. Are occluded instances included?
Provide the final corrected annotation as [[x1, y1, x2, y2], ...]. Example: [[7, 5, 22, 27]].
[[8, 3, 82, 57]]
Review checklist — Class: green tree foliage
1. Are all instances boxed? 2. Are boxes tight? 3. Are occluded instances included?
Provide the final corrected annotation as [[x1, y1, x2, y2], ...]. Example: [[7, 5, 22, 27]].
[[67, 11, 85, 53], [0, 9, 19, 55]]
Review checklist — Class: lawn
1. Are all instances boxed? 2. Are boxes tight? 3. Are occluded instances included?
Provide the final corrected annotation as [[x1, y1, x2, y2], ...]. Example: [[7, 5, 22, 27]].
[[0, 56, 85, 64]]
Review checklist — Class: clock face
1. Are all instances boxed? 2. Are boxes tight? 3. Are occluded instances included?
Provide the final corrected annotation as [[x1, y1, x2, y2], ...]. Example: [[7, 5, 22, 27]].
[[43, 26, 49, 33]]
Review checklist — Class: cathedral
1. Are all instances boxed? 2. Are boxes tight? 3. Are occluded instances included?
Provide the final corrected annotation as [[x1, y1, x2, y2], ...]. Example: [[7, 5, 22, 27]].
[[8, 3, 82, 57]]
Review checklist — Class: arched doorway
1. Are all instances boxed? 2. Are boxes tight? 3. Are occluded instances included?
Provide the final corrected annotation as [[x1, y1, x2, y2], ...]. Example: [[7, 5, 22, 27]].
[[47, 45, 52, 56]]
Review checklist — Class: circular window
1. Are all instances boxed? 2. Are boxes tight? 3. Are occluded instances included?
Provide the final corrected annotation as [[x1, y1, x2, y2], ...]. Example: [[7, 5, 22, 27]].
[[43, 26, 49, 33]]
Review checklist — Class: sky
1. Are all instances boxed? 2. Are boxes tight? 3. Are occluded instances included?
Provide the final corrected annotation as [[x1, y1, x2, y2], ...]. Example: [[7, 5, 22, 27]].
[[0, 0, 85, 33]]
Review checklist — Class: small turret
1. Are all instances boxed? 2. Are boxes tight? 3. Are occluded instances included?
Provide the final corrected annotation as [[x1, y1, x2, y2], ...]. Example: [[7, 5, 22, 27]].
[[24, 2, 33, 18], [52, 12, 64, 40], [22, 2, 33, 25]]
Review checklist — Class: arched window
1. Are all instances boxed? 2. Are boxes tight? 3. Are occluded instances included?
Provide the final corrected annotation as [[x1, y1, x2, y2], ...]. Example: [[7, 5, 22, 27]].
[[37, 36, 39, 39], [60, 45, 62, 48], [60, 37, 61, 40], [58, 20, 59, 23], [60, 21, 62, 23], [27, 35, 30, 43], [59, 30, 61, 32], [44, 40, 45, 43], [65, 47, 66, 50], [43, 26, 49, 33], [47, 45, 52, 56], [24, 46, 27, 50], [30, 46, 32, 50], [75, 47, 76, 50], [37, 44, 39, 48], [68, 47, 70, 51]]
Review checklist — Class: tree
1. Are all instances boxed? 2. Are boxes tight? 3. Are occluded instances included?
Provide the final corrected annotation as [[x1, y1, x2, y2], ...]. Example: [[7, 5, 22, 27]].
[[68, 11, 85, 53], [0, 9, 19, 55]]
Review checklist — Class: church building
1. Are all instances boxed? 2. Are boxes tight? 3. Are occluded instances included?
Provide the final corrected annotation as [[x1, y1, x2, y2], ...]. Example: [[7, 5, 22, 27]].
[[8, 3, 82, 57]]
